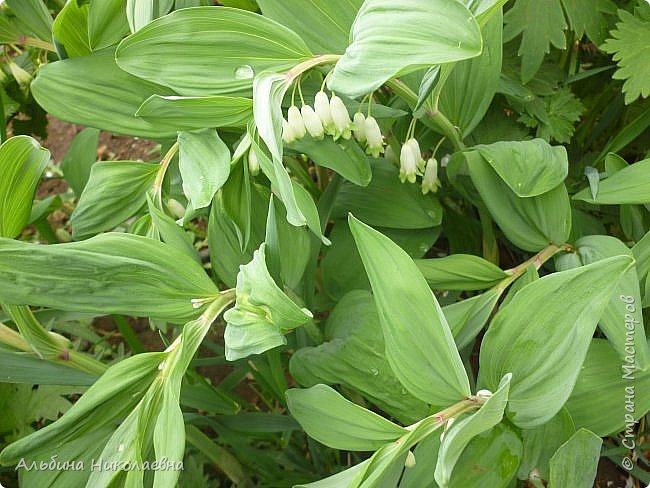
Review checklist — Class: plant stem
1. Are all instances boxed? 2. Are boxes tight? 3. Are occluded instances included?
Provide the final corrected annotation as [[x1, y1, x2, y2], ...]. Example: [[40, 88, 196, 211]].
[[286, 54, 341, 84], [497, 243, 571, 292], [152, 141, 179, 207]]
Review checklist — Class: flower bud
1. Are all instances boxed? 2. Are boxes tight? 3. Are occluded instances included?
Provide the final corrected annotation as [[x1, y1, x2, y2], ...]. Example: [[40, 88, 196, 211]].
[[248, 150, 260, 176], [301, 104, 324, 139], [399, 139, 420, 183], [353, 112, 367, 143], [282, 119, 296, 144], [364, 116, 384, 157], [330, 95, 352, 139], [421, 158, 441, 195], [314, 90, 334, 130], [167, 198, 186, 219], [288, 105, 306, 139], [405, 450, 416, 469]]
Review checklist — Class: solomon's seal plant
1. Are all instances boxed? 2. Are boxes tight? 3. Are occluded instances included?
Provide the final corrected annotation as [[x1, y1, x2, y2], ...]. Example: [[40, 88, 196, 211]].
[[0, 0, 649, 487]]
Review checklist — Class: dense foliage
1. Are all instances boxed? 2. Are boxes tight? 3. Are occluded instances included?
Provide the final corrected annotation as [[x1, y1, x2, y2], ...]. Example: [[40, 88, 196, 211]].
[[0, 0, 649, 487]]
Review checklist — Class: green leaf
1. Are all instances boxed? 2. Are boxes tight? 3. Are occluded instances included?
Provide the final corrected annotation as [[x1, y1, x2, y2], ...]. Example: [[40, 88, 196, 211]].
[[573, 157, 650, 204], [31, 48, 179, 139], [153, 387, 185, 488], [464, 151, 571, 252], [448, 423, 522, 488], [70, 160, 158, 239], [288, 136, 372, 187], [435, 373, 511, 487], [415, 254, 508, 290], [257, 0, 363, 54], [60, 127, 100, 196], [399, 431, 441, 488], [136, 95, 253, 130], [5, 0, 53, 42], [443, 288, 502, 350], [349, 214, 471, 406], [328, 0, 482, 97], [475, 139, 569, 197], [555, 235, 650, 370], [292, 181, 330, 245], [565, 339, 650, 436], [333, 158, 442, 229], [503, 0, 566, 82], [478, 256, 632, 428], [221, 157, 252, 251], [146, 194, 201, 263], [560, 0, 616, 45], [52, 0, 91, 58], [0, 234, 218, 322], [223, 244, 313, 360], [286, 384, 407, 451], [290, 290, 430, 424], [438, 10, 503, 138], [178, 129, 231, 209], [0, 352, 164, 464], [126, 0, 173, 32], [0, 351, 97, 385], [88, 0, 130, 50], [294, 460, 372, 488], [602, 10, 650, 104], [548, 429, 602, 488], [517, 409, 575, 481], [116, 7, 312, 96], [0, 136, 50, 239]]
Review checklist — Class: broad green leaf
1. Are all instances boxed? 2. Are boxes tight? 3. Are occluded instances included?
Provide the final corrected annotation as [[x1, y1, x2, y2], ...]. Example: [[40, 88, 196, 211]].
[[399, 432, 441, 488], [0, 351, 97, 385], [0, 234, 218, 322], [208, 183, 267, 287], [478, 256, 632, 428], [602, 9, 650, 104], [288, 136, 372, 187], [221, 157, 252, 251], [126, 0, 173, 32], [292, 181, 330, 245], [146, 194, 200, 263], [475, 139, 569, 197], [136, 95, 253, 130], [503, 0, 566, 82], [415, 254, 508, 290], [565, 339, 650, 436], [286, 384, 407, 451], [435, 374, 511, 487], [52, 0, 91, 58], [560, 0, 616, 45], [88, 0, 130, 50], [443, 288, 501, 350], [153, 387, 185, 488], [548, 429, 602, 488], [448, 423, 522, 488], [555, 235, 650, 370], [333, 158, 442, 229], [5, 0, 53, 42], [70, 160, 158, 239], [438, 10, 503, 138], [294, 460, 372, 488], [223, 244, 313, 360], [517, 408, 575, 481], [257, 0, 362, 54], [0, 352, 164, 464], [60, 127, 100, 196], [573, 157, 650, 204], [327, 0, 482, 97], [465, 151, 571, 252], [633, 228, 650, 279], [290, 290, 429, 424], [31, 48, 178, 139], [0, 136, 50, 238], [349, 215, 470, 406], [501, 263, 539, 307], [116, 7, 312, 96], [178, 129, 231, 209]]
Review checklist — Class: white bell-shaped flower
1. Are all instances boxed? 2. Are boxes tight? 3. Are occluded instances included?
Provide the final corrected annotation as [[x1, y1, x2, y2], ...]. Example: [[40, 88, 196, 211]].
[[399, 139, 419, 184], [287, 106, 306, 139], [301, 105, 324, 139], [282, 119, 296, 144], [421, 158, 441, 194], [353, 112, 367, 143], [364, 116, 384, 158], [314, 90, 334, 133], [330, 95, 352, 139]]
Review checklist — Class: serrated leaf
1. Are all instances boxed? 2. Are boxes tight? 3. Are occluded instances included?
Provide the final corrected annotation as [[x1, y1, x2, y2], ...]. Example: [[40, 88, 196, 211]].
[[503, 0, 566, 82], [561, 0, 616, 45], [602, 10, 650, 104], [349, 215, 471, 406], [518, 87, 584, 143], [327, 0, 482, 97], [286, 384, 407, 451]]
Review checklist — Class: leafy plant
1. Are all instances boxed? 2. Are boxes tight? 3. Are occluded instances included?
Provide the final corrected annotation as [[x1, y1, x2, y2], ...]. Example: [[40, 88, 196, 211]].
[[0, 0, 649, 487]]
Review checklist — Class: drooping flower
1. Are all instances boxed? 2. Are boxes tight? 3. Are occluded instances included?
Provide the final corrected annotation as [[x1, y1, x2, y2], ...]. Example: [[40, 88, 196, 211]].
[[330, 95, 352, 140], [282, 119, 296, 144], [287, 105, 306, 139], [353, 112, 367, 143], [399, 138, 423, 183], [301, 104, 325, 139], [421, 158, 441, 194], [364, 116, 384, 157], [314, 90, 335, 134]]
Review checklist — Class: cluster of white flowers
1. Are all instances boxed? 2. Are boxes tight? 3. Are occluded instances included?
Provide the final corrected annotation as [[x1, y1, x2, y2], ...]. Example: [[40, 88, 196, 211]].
[[398, 137, 441, 195], [282, 91, 385, 158]]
